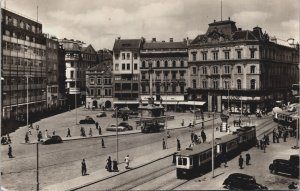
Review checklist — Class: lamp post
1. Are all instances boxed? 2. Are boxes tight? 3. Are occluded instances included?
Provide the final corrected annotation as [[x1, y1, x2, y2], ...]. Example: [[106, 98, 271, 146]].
[[115, 107, 119, 163], [193, 99, 196, 127], [75, 75, 78, 125], [25, 74, 33, 128], [212, 111, 215, 178]]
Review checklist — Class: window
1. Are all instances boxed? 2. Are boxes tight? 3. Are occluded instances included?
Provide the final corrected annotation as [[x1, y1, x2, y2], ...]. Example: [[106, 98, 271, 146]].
[[202, 80, 207, 88], [164, 72, 168, 79], [225, 52, 230, 59], [213, 66, 218, 74], [237, 51, 241, 59], [114, 54, 119, 60], [127, 63, 130, 70], [202, 52, 207, 60], [237, 66, 242, 73], [164, 61, 168, 68], [133, 53, 138, 59], [127, 53, 130, 59], [172, 72, 176, 79], [193, 67, 197, 74], [134, 63, 138, 70], [142, 73, 146, 80], [213, 80, 218, 89], [192, 52, 197, 61], [250, 65, 255, 73], [180, 72, 185, 79], [213, 52, 218, 60], [202, 67, 207, 74], [224, 81, 230, 89], [250, 79, 256, 89], [115, 63, 119, 71], [97, 89, 101, 96], [180, 61, 184, 67], [224, 66, 230, 74], [157, 61, 160, 68], [172, 61, 176, 67], [122, 63, 125, 70], [172, 85, 176, 93], [70, 71, 74, 79], [192, 79, 196, 88], [156, 72, 161, 80], [90, 89, 94, 96], [156, 85, 160, 93], [250, 50, 255, 58], [142, 61, 145, 68], [237, 79, 242, 89], [97, 78, 101, 84], [122, 53, 125, 60], [180, 86, 184, 93]]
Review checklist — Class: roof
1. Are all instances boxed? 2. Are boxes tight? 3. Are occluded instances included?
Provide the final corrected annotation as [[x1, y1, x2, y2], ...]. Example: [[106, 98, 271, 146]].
[[87, 61, 112, 74], [82, 44, 96, 54], [214, 134, 238, 144], [142, 42, 187, 50], [232, 30, 258, 41], [177, 143, 211, 156], [113, 39, 142, 52]]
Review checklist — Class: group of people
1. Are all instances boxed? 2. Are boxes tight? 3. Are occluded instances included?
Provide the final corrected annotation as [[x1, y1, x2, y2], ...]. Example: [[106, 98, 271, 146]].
[[190, 130, 207, 146], [238, 153, 251, 169], [256, 134, 269, 152], [1, 134, 11, 145]]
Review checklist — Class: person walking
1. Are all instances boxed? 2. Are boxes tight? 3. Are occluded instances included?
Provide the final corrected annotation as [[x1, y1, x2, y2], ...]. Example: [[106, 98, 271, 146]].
[[89, 128, 93, 137], [8, 145, 13, 158], [95, 121, 99, 129], [238, 155, 244, 169], [201, 130, 206, 143], [124, 155, 130, 169], [278, 129, 282, 138], [101, 138, 105, 148], [52, 131, 56, 135], [45, 129, 49, 138], [283, 130, 288, 142], [38, 131, 42, 142], [246, 153, 251, 165], [25, 132, 29, 143], [81, 159, 87, 176], [98, 125, 102, 135], [177, 138, 181, 151], [106, 156, 112, 172], [66, 128, 71, 137], [162, 138, 166, 150], [181, 119, 184, 127], [113, 159, 119, 172], [28, 126, 32, 135]]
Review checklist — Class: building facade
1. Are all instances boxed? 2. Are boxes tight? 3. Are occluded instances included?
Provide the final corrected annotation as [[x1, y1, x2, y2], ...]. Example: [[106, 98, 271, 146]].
[[188, 18, 299, 113], [1, 8, 47, 124], [140, 38, 194, 111], [59, 39, 98, 108], [112, 38, 142, 109], [86, 61, 113, 110]]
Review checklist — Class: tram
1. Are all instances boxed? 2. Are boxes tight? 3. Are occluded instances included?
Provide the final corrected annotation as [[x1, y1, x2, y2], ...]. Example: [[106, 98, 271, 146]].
[[176, 125, 256, 179]]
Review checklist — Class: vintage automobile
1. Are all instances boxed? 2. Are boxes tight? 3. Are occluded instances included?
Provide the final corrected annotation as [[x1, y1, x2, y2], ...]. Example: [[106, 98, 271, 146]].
[[269, 155, 299, 178], [96, 112, 107, 117], [79, 116, 95, 124], [41, 135, 63, 145], [118, 122, 133, 130], [106, 124, 126, 132], [223, 173, 268, 190]]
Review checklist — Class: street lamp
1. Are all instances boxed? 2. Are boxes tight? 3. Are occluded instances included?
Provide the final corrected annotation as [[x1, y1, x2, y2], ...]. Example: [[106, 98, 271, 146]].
[[25, 74, 33, 128], [115, 107, 119, 163], [75, 75, 78, 125]]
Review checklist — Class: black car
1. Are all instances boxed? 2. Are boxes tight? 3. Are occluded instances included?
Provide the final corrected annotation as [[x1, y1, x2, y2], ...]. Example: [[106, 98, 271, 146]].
[[223, 173, 268, 190], [79, 116, 95, 124], [118, 122, 133, 130], [41, 135, 63, 145], [269, 155, 299, 178]]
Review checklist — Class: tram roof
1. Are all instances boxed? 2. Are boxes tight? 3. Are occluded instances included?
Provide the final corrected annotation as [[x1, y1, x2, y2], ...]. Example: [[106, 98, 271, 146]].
[[177, 143, 212, 156], [214, 134, 239, 144]]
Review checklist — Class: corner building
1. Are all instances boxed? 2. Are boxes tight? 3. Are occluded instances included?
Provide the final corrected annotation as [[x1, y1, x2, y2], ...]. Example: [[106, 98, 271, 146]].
[[188, 19, 299, 113]]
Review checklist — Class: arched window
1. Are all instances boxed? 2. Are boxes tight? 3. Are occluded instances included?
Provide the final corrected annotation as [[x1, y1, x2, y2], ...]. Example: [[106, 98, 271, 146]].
[[172, 61, 176, 67], [156, 61, 160, 68], [213, 80, 218, 89], [250, 79, 256, 89], [192, 79, 196, 88], [237, 79, 242, 89], [250, 65, 256, 73], [164, 61, 168, 68]]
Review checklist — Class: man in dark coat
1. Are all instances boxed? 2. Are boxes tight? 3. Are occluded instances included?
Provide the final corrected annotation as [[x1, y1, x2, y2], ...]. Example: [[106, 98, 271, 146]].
[[238, 155, 244, 169], [8, 145, 13, 158], [25, 132, 29, 143], [81, 159, 87, 176], [283, 130, 288, 142], [101, 138, 105, 148], [67, 128, 71, 137], [177, 138, 181, 151], [246, 153, 251, 165], [162, 138, 166, 150], [201, 130, 206, 143], [98, 126, 102, 135], [106, 156, 112, 172]]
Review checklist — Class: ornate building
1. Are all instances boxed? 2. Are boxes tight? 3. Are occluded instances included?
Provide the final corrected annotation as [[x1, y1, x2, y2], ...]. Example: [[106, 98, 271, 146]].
[[188, 18, 299, 113]]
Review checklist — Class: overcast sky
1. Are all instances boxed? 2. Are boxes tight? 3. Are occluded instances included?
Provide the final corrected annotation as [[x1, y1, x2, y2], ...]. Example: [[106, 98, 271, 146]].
[[4, 0, 299, 50]]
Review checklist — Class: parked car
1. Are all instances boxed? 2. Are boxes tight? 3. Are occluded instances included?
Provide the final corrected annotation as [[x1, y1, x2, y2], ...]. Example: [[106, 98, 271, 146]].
[[118, 122, 133, 130], [106, 124, 126, 132], [41, 135, 63, 145], [269, 155, 299, 178], [223, 173, 268, 190], [96, 112, 107, 117], [79, 116, 95, 124]]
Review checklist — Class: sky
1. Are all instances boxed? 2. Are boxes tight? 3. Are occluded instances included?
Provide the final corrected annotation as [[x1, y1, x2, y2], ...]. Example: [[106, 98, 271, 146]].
[[4, 0, 299, 50]]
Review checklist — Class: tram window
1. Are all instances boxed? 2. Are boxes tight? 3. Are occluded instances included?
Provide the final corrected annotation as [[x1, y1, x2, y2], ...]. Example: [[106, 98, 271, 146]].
[[182, 158, 187, 165], [178, 157, 182, 165]]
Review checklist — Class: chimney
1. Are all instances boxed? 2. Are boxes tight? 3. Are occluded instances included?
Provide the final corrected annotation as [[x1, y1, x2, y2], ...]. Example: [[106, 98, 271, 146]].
[[152, 38, 156, 42], [169, 38, 173, 42]]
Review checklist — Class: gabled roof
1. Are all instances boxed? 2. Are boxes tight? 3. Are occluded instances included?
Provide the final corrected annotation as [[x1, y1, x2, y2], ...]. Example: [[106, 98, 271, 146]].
[[82, 44, 96, 54], [113, 39, 142, 52], [142, 41, 187, 50]]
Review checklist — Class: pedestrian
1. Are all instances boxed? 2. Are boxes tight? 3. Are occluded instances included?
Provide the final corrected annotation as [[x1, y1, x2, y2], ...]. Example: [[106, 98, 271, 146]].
[[28, 126, 32, 135], [106, 156, 112, 172], [89, 128, 93, 137], [246, 153, 251, 165], [263, 142, 266, 153], [45, 129, 49, 138], [67, 128, 71, 137], [256, 138, 260, 148], [189, 120, 193, 128], [191, 131, 194, 143], [238, 155, 244, 169], [260, 139, 264, 150], [81, 159, 87, 176], [95, 121, 99, 129], [124, 155, 130, 169], [98, 125, 102, 135], [265, 134, 270, 145], [276, 132, 280, 143], [8, 145, 13, 158], [113, 159, 119, 172], [181, 119, 184, 126], [101, 138, 105, 148], [162, 138, 166, 150], [38, 131, 42, 141], [52, 130, 56, 135], [25, 132, 29, 143], [278, 129, 282, 138], [283, 130, 288, 142], [177, 138, 181, 151], [201, 130, 206, 143], [36, 125, 39, 132]]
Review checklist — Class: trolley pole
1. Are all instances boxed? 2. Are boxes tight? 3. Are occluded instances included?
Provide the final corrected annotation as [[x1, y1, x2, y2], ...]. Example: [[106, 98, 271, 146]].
[[36, 143, 39, 191], [212, 112, 215, 178]]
